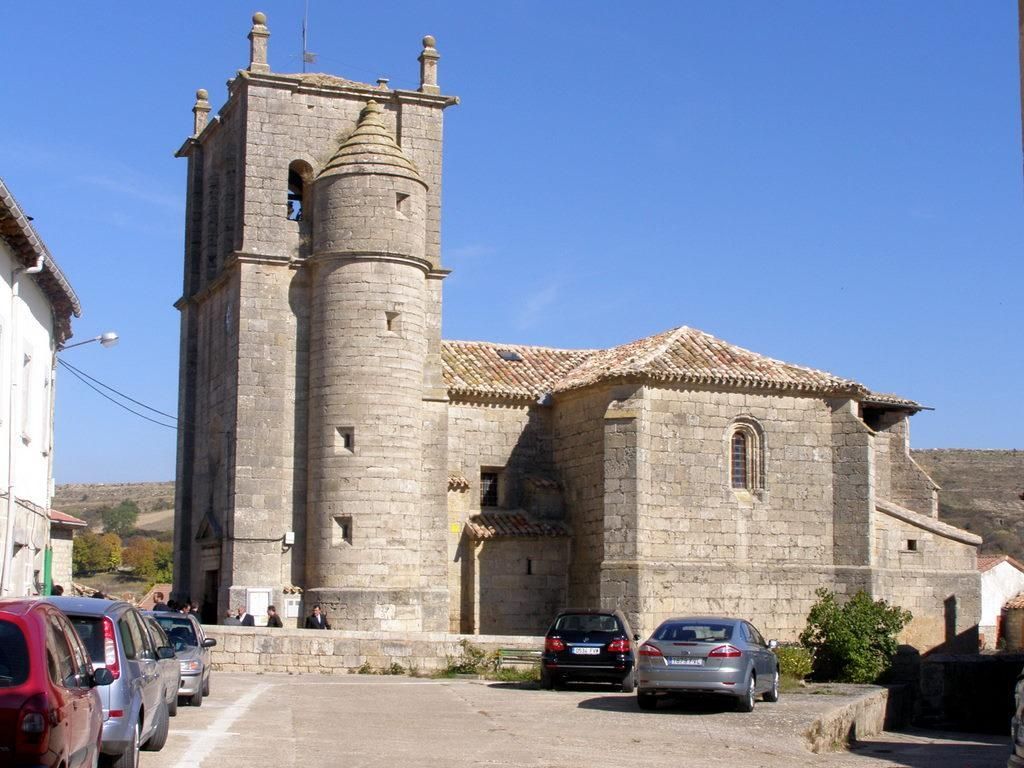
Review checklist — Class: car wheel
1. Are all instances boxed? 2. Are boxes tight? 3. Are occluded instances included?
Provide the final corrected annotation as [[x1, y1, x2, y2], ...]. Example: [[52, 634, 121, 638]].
[[202, 672, 210, 697], [168, 690, 178, 717], [142, 703, 169, 752], [736, 673, 756, 712], [637, 691, 657, 710], [107, 721, 140, 768], [620, 670, 635, 694], [190, 688, 203, 707], [763, 668, 780, 702]]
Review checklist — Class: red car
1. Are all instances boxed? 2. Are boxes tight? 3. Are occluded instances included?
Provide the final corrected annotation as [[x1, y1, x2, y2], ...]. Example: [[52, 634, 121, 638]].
[[0, 598, 113, 767]]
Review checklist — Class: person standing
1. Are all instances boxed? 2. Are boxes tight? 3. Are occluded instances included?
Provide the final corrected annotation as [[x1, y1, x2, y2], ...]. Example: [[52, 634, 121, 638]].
[[237, 607, 255, 627], [224, 610, 241, 626], [304, 604, 331, 629], [266, 605, 283, 628], [152, 592, 169, 611]]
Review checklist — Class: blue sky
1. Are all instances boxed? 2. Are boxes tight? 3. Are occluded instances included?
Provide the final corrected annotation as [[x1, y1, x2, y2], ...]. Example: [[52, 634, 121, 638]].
[[1, 2, 1020, 483]]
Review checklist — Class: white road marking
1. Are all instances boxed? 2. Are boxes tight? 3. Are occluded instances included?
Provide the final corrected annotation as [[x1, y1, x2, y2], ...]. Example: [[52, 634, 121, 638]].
[[172, 683, 272, 768]]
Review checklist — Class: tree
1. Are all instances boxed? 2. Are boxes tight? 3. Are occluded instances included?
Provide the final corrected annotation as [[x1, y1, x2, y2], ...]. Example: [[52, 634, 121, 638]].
[[101, 499, 139, 537], [72, 532, 122, 575], [799, 588, 912, 683], [122, 536, 173, 582]]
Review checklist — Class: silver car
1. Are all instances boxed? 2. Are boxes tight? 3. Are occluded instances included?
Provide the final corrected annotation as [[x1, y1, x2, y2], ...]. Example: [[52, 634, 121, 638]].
[[636, 616, 780, 712], [146, 612, 216, 707], [143, 615, 182, 717], [51, 596, 172, 767]]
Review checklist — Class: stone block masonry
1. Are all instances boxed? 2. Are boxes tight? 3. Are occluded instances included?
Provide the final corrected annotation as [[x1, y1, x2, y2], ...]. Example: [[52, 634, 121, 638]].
[[205, 625, 542, 675]]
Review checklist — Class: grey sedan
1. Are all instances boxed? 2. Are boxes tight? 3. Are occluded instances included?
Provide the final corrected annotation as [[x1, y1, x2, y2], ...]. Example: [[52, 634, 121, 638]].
[[636, 616, 780, 712], [146, 611, 216, 707]]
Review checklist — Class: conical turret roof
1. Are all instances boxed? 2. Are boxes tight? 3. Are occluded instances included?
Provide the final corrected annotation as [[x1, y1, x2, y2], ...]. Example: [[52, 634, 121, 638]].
[[318, 100, 423, 182]]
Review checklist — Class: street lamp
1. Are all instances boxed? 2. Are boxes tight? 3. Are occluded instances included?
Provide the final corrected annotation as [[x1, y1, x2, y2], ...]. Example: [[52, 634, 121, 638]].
[[60, 332, 119, 351]]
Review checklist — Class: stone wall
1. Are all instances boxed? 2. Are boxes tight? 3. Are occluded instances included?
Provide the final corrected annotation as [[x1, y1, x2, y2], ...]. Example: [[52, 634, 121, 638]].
[[50, 528, 74, 589], [205, 625, 542, 675], [447, 399, 556, 630], [552, 388, 615, 609], [634, 385, 836, 640], [472, 538, 567, 635]]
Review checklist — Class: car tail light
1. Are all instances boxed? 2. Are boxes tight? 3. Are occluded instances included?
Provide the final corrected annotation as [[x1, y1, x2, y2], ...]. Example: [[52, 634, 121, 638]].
[[639, 643, 663, 657], [103, 616, 120, 679], [545, 637, 566, 652], [15, 694, 50, 755], [607, 638, 631, 653], [708, 644, 742, 658]]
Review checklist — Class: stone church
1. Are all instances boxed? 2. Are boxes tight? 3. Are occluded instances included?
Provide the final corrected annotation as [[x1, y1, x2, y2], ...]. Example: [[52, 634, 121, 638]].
[[172, 13, 980, 649]]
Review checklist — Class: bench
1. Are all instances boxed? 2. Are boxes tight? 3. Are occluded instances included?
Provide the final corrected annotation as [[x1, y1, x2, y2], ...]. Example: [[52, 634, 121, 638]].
[[496, 648, 542, 668]]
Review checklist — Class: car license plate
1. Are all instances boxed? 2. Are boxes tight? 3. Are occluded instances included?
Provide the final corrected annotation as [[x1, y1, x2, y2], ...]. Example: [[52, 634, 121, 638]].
[[668, 657, 704, 666], [571, 647, 600, 655]]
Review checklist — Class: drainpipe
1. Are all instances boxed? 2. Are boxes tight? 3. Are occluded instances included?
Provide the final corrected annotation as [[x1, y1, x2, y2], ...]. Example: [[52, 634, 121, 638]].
[[1, 254, 44, 596]]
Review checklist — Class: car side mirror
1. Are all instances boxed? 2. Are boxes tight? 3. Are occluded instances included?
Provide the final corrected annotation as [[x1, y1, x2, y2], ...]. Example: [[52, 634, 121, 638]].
[[768, 639, 779, 650], [158, 646, 176, 660], [202, 638, 217, 648], [92, 667, 115, 687]]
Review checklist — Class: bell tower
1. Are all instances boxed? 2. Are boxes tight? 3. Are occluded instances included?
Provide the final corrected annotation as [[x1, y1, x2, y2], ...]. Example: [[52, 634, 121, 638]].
[[174, 12, 455, 630]]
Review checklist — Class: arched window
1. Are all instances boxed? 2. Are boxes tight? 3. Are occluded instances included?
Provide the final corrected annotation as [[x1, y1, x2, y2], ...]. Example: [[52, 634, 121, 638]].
[[727, 418, 765, 493], [731, 431, 748, 489], [286, 160, 313, 222]]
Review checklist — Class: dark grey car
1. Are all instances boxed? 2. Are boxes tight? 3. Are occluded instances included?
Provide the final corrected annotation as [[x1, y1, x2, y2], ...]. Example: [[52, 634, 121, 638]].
[[636, 616, 780, 712], [50, 597, 172, 767], [145, 611, 216, 707]]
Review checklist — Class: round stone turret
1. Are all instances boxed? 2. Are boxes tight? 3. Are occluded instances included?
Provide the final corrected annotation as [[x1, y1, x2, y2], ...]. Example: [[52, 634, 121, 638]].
[[304, 100, 436, 630]]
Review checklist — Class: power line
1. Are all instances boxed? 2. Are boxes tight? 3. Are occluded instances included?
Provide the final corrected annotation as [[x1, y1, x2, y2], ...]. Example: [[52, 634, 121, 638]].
[[58, 358, 177, 420], [57, 359, 177, 430]]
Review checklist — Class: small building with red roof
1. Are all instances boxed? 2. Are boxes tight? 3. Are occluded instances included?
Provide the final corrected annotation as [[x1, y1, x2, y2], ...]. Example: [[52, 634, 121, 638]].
[[979, 554, 1024, 649]]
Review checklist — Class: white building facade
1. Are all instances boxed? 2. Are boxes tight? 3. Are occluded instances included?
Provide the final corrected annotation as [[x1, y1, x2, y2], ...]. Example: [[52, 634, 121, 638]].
[[979, 555, 1024, 649], [0, 178, 80, 597]]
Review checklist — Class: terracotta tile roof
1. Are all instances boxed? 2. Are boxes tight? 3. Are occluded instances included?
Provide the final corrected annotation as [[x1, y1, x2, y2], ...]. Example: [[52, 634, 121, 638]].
[[1005, 593, 1024, 610], [861, 391, 926, 412], [448, 472, 470, 492], [875, 499, 982, 546], [0, 177, 80, 343], [979, 554, 1024, 574], [49, 509, 87, 528], [464, 510, 570, 540], [553, 326, 868, 395], [442, 326, 926, 406], [442, 340, 594, 400]]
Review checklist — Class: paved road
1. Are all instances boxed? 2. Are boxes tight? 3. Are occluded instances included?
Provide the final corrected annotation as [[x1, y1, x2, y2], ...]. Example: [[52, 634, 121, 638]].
[[140, 673, 1009, 768]]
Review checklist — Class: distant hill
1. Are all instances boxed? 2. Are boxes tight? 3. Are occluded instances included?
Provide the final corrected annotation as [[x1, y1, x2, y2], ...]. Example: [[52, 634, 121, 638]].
[[53, 481, 175, 533], [912, 449, 1024, 561]]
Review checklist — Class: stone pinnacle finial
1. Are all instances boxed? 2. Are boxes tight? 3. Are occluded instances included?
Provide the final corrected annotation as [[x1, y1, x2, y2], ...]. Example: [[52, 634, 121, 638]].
[[418, 34, 440, 94], [248, 11, 270, 74], [192, 88, 211, 137]]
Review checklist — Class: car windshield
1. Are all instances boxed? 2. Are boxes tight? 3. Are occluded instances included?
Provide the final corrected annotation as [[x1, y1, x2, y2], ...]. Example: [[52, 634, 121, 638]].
[[654, 622, 734, 642], [0, 620, 29, 686], [69, 616, 105, 664], [554, 614, 620, 633], [155, 617, 198, 650]]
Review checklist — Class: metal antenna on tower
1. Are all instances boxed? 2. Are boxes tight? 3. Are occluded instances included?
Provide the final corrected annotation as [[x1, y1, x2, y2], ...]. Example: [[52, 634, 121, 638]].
[[302, 0, 317, 72]]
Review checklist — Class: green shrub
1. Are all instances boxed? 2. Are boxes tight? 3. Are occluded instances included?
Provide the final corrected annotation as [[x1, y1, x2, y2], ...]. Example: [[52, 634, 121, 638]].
[[799, 588, 912, 683], [442, 640, 496, 676], [774, 644, 813, 680]]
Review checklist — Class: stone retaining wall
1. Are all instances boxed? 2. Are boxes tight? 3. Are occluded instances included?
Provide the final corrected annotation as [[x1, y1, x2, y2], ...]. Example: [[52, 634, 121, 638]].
[[205, 625, 543, 674]]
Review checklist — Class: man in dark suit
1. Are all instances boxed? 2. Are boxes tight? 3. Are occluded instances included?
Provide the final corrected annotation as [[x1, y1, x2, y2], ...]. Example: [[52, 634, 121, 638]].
[[304, 604, 331, 629], [152, 591, 169, 612], [236, 607, 255, 627]]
